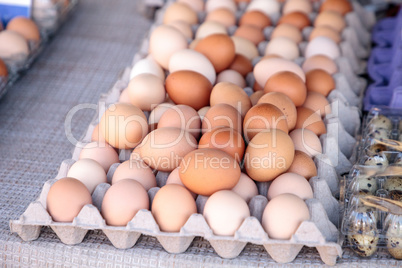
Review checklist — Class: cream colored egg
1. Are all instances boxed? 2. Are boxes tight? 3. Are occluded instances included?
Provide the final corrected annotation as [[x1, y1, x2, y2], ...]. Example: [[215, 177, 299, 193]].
[[67, 159, 107, 194], [254, 57, 305, 88], [130, 56, 165, 81], [231, 36, 259, 61], [127, 74, 166, 111], [177, 0, 204, 12], [203, 190, 250, 236], [148, 103, 174, 130], [169, 49, 216, 85], [246, 0, 280, 17], [196, 21, 227, 39], [112, 159, 157, 191], [267, 172, 313, 200], [231, 173, 259, 203], [205, 0, 237, 13], [0, 30, 29, 60], [283, 0, 312, 15], [79, 141, 120, 172], [217, 70, 246, 88], [149, 25, 188, 69], [305, 36, 341, 59], [265, 37, 299, 60]]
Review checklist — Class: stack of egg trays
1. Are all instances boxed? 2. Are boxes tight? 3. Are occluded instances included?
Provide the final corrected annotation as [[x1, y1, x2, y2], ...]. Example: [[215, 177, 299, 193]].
[[0, 0, 79, 99], [341, 106, 402, 259], [364, 7, 402, 110], [11, 1, 376, 265]]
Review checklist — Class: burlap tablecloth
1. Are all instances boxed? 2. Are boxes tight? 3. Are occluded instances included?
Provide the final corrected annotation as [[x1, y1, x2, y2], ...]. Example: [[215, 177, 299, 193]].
[[0, 0, 399, 266]]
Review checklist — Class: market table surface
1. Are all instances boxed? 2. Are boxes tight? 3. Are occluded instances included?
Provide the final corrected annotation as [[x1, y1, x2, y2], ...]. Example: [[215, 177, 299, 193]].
[[0, 0, 399, 267]]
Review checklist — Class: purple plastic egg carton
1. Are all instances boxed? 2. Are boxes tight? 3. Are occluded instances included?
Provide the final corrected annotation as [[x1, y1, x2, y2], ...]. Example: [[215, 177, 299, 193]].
[[364, 7, 402, 110]]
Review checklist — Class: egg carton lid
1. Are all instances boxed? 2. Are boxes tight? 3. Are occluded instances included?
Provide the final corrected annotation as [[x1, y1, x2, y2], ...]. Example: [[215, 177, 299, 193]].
[[10, 153, 342, 265]]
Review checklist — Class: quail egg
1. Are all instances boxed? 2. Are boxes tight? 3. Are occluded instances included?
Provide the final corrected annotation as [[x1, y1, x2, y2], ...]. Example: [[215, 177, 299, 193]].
[[384, 177, 402, 201], [350, 175, 378, 195], [346, 206, 379, 257], [368, 129, 391, 141], [364, 153, 389, 168], [368, 115, 392, 131], [385, 214, 402, 260]]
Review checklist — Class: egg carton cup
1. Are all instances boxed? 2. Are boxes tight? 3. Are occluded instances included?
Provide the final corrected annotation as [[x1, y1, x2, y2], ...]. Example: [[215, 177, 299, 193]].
[[10, 153, 342, 265]]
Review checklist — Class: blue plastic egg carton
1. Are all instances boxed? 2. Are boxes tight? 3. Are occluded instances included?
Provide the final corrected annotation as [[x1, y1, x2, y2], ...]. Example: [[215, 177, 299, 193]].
[[364, 7, 402, 110]]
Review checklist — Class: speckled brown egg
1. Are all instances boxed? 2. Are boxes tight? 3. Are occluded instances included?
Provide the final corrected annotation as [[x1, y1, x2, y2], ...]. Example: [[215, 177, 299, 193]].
[[243, 103, 289, 142], [165, 70, 212, 110], [257, 92, 297, 130], [305, 69, 335, 96], [264, 71, 307, 106]]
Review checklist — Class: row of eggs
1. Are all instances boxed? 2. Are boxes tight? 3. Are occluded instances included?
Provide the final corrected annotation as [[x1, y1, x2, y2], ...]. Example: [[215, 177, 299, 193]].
[[46, 0, 357, 240]]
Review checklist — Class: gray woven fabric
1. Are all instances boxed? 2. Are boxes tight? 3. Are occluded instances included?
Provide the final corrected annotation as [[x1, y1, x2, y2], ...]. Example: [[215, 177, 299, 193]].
[[0, 0, 399, 267]]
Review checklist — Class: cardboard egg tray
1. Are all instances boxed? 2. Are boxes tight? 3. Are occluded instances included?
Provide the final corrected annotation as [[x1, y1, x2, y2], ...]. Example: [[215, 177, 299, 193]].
[[10, 0, 375, 265]]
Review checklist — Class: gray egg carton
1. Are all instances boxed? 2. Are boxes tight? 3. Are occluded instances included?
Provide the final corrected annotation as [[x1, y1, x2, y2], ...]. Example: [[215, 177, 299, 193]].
[[11, 152, 342, 265]]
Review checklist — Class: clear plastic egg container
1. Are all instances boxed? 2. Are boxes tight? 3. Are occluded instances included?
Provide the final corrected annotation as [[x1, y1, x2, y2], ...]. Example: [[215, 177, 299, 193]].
[[341, 167, 402, 260], [0, 0, 78, 99]]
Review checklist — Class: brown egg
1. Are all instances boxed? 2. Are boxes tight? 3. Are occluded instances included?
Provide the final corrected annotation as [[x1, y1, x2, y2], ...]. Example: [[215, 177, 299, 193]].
[[244, 130, 295, 182], [165, 70, 212, 110], [243, 103, 288, 142], [0, 58, 8, 80], [210, 82, 252, 117], [302, 55, 338, 74], [79, 141, 119, 172], [167, 21, 193, 39], [102, 179, 149, 226], [257, 92, 297, 130], [290, 129, 322, 157], [195, 34, 236, 72], [202, 103, 243, 134], [253, 81, 264, 92], [239, 10, 271, 30], [148, 103, 174, 131], [151, 184, 197, 232], [91, 124, 105, 142], [270, 24, 302, 43], [277, 12, 310, 30], [6, 16, 40, 41], [283, 0, 312, 15], [295, 107, 326, 136], [264, 71, 307, 106], [287, 150, 317, 179], [157, 105, 201, 139], [314, 11, 346, 33], [199, 127, 245, 162], [302, 92, 331, 118], [250, 91, 265, 106], [305, 69, 335, 96], [309, 26, 341, 44], [112, 160, 157, 190], [234, 25, 265, 45], [139, 128, 197, 172], [228, 54, 253, 77], [205, 8, 236, 28], [179, 148, 241, 196], [319, 0, 353, 16], [100, 103, 148, 149], [163, 2, 198, 25], [47, 178, 92, 222]]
